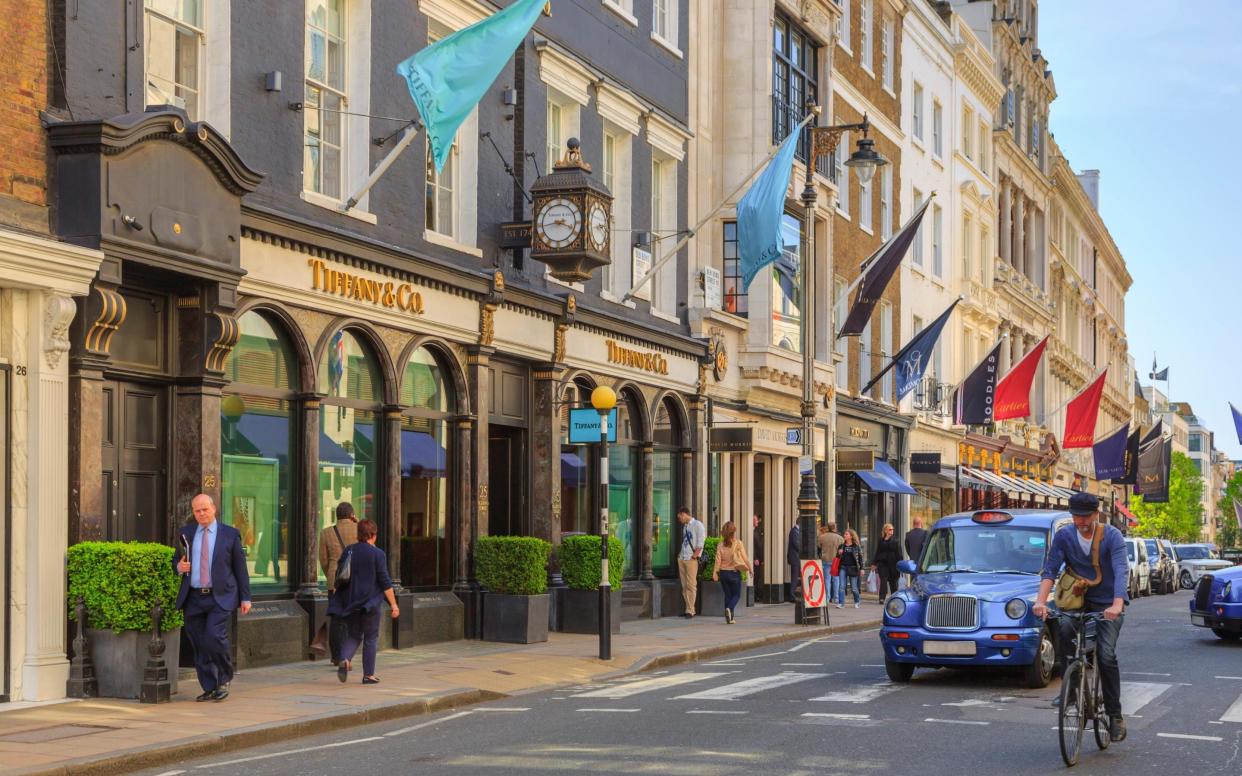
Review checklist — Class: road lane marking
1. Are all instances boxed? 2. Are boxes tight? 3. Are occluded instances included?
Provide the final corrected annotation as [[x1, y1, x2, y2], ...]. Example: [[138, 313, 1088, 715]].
[[1209, 721, 1225, 725], [860, 664, 886, 668], [811, 682, 902, 704], [578, 708, 640, 713], [687, 710, 748, 715], [1157, 733, 1223, 742], [788, 638, 826, 652], [198, 736, 386, 767], [1220, 691, 1242, 723], [384, 711, 473, 737], [781, 662, 823, 666], [474, 707, 530, 712], [924, 718, 990, 726], [802, 713, 870, 720], [1217, 676, 1242, 680], [1127, 672, 1171, 677], [1120, 682, 1173, 715], [574, 672, 727, 699], [707, 649, 796, 663], [153, 771, 186, 776], [676, 672, 828, 701]]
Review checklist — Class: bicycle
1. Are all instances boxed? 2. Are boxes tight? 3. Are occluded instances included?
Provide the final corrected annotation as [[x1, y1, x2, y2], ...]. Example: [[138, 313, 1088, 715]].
[[1053, 611, 1110, 767]]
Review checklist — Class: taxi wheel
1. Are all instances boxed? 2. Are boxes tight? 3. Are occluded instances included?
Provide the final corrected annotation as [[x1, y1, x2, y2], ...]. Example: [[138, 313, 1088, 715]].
[[1023, 627, 1056, 689], [885, 660, 914, 683]]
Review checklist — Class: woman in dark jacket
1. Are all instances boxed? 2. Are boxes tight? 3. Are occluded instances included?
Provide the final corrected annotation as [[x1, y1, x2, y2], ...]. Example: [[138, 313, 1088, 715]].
[[871, 522, 901, 601], [327, 519, 398, 684], [836, 529, 864, 608]]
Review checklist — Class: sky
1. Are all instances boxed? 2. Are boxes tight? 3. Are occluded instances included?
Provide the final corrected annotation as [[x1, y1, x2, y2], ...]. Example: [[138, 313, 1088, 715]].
[[1038, 1, 1242, 459]]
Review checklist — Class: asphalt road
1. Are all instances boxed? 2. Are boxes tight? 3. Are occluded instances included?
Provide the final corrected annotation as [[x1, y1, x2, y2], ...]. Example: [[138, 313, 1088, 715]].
[[141, 590, 1242, 776]]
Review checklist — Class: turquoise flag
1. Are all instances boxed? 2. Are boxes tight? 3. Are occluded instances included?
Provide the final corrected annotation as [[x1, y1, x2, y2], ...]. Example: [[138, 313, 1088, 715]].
[[737, 128, 801, 290], [397, 0, 546, 173]]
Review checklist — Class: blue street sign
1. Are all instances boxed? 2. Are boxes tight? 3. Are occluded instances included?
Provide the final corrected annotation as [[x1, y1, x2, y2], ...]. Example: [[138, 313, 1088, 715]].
[[786, 427, 802, 445], [568, 408, 618, 444]]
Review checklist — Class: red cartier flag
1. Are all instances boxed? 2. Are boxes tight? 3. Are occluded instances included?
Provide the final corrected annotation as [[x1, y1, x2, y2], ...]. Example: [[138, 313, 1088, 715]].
[[993, 336, 1049, 421], [1062, 370, 1109, 449]]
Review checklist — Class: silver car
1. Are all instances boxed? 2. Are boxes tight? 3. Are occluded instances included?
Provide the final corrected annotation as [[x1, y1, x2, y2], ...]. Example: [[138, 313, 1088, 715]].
[[1172, 543, 1232, 590]]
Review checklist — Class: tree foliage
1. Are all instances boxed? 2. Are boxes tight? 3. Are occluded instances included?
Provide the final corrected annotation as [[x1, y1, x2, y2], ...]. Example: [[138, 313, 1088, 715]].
[[1129, 452, 1203, 542], [1215, 470, 1242, 550]]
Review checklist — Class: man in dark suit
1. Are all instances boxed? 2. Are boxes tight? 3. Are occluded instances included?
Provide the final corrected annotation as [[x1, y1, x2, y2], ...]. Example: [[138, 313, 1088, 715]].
[[904, 516, 928, 567], [787, 522, 802, 602], [173, 493, 251, 702]]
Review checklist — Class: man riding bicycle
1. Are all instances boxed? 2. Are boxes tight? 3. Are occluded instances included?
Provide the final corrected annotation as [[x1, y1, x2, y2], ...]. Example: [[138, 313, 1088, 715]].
[[1032, 492, 1130, 742]]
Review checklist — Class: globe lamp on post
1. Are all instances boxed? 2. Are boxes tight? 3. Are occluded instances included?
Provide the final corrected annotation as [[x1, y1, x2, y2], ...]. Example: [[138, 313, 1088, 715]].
[[590, 385, 616, 660]]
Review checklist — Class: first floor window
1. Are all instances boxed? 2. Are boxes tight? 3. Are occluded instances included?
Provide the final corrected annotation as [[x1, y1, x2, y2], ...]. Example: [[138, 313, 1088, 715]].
[[144, 0, 203, 118], [304, 0, 346, 196], [722, 221, 748, 316], [425, 141, 456, 236]]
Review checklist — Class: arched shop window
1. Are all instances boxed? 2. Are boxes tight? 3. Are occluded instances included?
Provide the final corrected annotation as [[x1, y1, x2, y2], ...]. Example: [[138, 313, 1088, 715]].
[[221, 311, 299, 591], [317, 328, 383, 582], [559, 378, 595, 537], [652, 397, 686, 576], [399, 346, 455, 588], [608, 388, 644, 577]]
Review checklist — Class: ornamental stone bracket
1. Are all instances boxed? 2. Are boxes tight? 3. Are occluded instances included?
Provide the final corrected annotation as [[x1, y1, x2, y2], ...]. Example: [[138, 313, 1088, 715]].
[[204, 311, 240, 373], [43, 292, 78, 369], [552, 293, 576, 364], [478, 270, 505, 346]]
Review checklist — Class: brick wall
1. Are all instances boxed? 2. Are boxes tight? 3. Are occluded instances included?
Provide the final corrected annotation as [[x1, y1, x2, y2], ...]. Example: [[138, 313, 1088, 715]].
[[0, 1, 49, 233]]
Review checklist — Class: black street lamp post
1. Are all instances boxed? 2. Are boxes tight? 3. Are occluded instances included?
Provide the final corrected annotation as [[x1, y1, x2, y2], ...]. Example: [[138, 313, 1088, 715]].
[[590, 385, 618, 659]]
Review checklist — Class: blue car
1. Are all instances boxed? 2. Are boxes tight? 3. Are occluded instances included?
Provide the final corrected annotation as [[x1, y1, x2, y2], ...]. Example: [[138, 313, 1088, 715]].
[[881, 509, 1073, 688], [1189, 564, 1242, 641]]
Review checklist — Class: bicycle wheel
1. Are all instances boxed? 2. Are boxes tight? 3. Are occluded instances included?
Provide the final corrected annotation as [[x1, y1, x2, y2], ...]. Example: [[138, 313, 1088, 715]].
[[1093, 666, 1111, 750], [1059, 661, 1086, 767]]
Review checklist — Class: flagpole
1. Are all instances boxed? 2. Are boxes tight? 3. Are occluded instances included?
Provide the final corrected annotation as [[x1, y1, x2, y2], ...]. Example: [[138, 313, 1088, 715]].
[[341, 121, 423, 212], [620, 112, 818, 305]]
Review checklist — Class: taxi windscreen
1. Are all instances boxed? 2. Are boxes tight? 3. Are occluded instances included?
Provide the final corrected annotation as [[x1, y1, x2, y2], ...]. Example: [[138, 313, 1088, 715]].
[[921, 525, 1048, 574]]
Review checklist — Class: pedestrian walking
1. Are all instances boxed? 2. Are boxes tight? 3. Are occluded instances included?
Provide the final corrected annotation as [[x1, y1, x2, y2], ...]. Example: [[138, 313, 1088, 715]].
[[836, 529, 863, 608], [677, 507, 707, 618], [752, 514, 765, 591], [328, 519, 399, 685], [712, 521, 750, 624], [871, 523, 901, 601], [904, 515, 928, 565], [316, 502, 358, 665], [786, 522, 802, 602], [172, 494, 251, 702], [817, 522, 844, 605]]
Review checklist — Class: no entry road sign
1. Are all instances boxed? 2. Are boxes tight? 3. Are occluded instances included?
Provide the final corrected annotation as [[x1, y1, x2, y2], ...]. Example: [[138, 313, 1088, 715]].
[[801, 559, 826, 608]]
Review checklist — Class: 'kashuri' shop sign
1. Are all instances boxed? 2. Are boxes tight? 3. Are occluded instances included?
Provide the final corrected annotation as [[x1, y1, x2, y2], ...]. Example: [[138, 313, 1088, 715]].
[[308, 258, 425, 314]]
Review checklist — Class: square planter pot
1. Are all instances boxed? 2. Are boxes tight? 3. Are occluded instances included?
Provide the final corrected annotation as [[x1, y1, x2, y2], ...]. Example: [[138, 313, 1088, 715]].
[[88, 628, 181, 699], [697, 581, 726, 617], [482, 593, 550, 644], [557, 588, 622, 634]]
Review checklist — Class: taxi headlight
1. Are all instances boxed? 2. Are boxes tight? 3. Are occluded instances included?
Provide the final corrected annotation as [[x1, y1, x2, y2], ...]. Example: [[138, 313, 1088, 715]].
[[1005, 598, 1028, 620], [885, 597, 907, 618]]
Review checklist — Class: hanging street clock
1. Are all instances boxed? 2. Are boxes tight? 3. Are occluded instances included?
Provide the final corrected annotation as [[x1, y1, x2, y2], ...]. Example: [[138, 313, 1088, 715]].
[[529, 138, 614, 283]]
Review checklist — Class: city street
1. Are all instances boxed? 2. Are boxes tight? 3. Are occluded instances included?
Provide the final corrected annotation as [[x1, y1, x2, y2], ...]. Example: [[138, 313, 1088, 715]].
[[139, 591, 1242, 776]]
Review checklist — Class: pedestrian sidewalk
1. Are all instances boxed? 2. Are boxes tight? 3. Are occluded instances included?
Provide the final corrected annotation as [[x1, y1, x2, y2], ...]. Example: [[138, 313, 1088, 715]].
[[0, 600, 883, 776]]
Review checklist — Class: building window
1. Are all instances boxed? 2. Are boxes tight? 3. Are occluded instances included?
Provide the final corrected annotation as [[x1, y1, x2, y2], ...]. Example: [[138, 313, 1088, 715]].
[[963, 104, 975, 160], [912, 82, 924, 141], [722, 221, 748, 316], [772, 213, 803, 352], [608, 389, 645, 577], [651, 155, 678, 315], [881, 19, 894, 91], [773, 14, 827, 173], [978, 120, 990, 173], [879, 165, 892, 240], [547, 99, 563, 170], [979, 225, 989, 282], [880, 300, 893, 403], [144, 0, 203, 119], [835, 276, 849, 390], [860, 0, 873, 72], [932, 100, 943, 157], [932, 203, 943, 277], [833, 130, 850, 215], [962, 212, 973, 281], [652, 398, 686, 575], [911, 187, 924, 267], [305, 0, 346, 198], [603, 123, 633, 297], [859, 319, 872, 394], [653, 0, 676, 46], [859, 172, 872, 233], [601, 132, 616, 294], [399, 346, 456, 589], [836, 0, 851, 51], [425, 141, 456, 237]]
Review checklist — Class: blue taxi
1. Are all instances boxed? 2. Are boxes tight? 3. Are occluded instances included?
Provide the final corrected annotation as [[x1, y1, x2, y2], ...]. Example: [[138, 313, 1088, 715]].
[[881, 509, 1072, 688], [1189, 563, 1242, 641]]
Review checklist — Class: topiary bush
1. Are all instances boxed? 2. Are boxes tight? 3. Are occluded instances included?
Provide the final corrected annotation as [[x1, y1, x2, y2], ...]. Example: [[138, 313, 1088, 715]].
[[558, 535, 624, 590], [476, 536, 551, 595], [699, 536, 749, 581], [67, 542, 184, 632]]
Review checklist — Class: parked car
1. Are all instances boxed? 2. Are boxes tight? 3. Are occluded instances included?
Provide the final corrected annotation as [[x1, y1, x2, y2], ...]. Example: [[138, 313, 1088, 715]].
[[1173, 543, 1233, 590], [1124, 537, 1151, 597], [1160, 540, 1181, 591], [1143, 537, 1176, 595], [881, 509, 1072, 689], [1188, 564, 1242, 641]]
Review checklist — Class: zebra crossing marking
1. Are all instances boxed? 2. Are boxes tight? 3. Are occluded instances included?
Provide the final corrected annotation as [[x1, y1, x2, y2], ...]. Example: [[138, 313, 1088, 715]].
[[810, 681, 902, 704], [573, 672, 728, 699], [1119, 682, 1173, 716], [675, 672, 827, 701], [1220, 691, 1242, 724]]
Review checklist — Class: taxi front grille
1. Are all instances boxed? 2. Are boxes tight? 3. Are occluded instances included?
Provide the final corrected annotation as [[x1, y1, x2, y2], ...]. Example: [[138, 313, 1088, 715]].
[[926, 595, 978, 630], [1195, 575, 1213, 612]]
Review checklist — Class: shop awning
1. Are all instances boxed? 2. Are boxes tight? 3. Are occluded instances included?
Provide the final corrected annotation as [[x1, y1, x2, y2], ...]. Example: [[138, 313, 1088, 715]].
[[318, 432, 355, 466], [1115, 498, 1138, 527], [561, 452, 586, 488], [961, 466, 1008, 491], [910, 465, 956, 489], [856, 460, 917, 496], [401, 430, 447, 478], [957, 467, 995, 490], [228, 413, 292, 462]]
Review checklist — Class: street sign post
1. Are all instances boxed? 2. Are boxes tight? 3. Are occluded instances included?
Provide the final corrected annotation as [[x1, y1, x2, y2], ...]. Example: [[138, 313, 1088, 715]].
[[800, 560, 826, 609]]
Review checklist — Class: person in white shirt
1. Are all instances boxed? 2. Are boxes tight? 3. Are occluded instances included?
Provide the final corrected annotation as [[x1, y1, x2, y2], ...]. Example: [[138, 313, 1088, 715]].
[[676, 507, 707, 619]]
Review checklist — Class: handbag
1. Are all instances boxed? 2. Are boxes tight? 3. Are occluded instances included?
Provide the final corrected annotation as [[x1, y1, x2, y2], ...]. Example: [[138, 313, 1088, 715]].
[[830, 556, 841, 576], [1054, 525, 1102, 611], [333, 525, 352, 589]]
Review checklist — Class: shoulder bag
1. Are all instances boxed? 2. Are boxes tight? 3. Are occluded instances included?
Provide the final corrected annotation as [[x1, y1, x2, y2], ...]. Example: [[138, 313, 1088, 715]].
[[1054, 526, 1102, 611], [333, 525, 352, 589]]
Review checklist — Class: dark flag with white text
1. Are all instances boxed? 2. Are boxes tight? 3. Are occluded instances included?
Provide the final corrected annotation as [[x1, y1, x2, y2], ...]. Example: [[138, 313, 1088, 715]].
[[953, 341, 1003, 426], [861, 299, 959, 400], [1113, 427, 1141, 486], [1093, 422, 1130, 481], [1136, 437, 1171, 503]]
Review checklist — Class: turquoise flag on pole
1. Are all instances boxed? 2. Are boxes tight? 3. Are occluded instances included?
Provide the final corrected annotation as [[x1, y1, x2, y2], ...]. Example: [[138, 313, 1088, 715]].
[[397, 0, 546, 174], [737, 128, 801, 290]]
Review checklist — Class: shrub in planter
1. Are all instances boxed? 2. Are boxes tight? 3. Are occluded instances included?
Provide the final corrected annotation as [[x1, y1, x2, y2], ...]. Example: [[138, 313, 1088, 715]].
[[66, 542, 184, 698], [559, 535, 624, 590], [476, 536, 551, 644]]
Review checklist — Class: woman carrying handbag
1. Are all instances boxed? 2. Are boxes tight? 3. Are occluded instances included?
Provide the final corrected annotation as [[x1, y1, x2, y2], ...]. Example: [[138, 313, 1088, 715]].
[[712, 521, 750, 624], [836, 529, 863, 608]]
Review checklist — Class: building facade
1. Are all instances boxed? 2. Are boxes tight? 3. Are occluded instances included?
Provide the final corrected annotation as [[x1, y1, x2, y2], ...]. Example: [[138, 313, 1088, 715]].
[[47, 0, 702, 679]]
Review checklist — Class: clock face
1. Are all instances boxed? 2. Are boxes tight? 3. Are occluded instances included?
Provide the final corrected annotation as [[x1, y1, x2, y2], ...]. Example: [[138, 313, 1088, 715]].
[[535, 197, 582, 249], [587, 202, 610, 252]]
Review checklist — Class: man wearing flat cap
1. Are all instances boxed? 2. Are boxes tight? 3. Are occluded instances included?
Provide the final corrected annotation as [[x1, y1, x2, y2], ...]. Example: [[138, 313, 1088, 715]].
[[1033, 491, 1130, 742]]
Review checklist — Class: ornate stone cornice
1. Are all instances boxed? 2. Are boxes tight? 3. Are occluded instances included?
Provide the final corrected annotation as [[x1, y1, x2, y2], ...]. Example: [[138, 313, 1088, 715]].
[[43, 293, 77, 369]]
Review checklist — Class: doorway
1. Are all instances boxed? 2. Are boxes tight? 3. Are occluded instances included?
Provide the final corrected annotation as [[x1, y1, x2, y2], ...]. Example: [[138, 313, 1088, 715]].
[[487, 425, 527, 537], [101, 380, 169, 542]]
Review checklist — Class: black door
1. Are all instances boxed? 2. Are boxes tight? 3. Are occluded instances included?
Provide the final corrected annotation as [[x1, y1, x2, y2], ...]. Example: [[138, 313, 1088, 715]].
[[101, 380, 168, 542], [487, 426, 526, 537]]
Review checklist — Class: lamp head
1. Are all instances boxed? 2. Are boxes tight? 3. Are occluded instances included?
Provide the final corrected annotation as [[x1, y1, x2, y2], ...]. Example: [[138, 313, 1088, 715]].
[[590, 385, 618, 412], [221, 394, 246, 421], [845, 135, 887, 185]]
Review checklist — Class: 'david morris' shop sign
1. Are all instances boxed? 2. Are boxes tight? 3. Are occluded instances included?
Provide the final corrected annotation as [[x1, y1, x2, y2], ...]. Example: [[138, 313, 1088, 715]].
[[606, 339, 669, 375], [308, 259, 425, 315]]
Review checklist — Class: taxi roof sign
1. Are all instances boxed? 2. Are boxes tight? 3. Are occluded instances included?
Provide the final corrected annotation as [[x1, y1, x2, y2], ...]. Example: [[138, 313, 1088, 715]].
[[971, 511, 1014, 524]]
